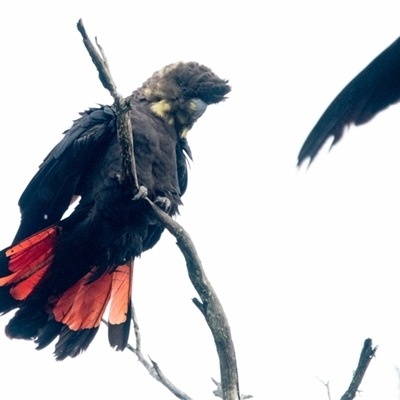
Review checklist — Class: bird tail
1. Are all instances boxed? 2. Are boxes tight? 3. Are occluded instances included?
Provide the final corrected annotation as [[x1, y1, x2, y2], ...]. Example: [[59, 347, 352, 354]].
[[0, 226, 133, 360]]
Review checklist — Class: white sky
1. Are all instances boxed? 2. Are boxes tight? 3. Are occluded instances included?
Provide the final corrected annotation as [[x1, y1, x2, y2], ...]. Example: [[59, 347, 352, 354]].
[[1, 1, 400, 399]]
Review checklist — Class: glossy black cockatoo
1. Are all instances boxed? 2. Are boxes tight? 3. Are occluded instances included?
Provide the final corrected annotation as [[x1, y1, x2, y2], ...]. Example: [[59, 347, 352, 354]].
[[0, 62, 230, 360], [298, 36, 400, 167]]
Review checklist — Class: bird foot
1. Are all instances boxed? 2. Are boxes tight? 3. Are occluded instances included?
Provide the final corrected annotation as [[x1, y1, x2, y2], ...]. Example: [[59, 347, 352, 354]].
[[154, 196, 171, 213], [132, 186, 148, 201]]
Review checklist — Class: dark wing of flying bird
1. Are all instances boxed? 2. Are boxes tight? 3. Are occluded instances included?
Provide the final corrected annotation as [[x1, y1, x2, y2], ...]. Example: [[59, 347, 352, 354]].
[[0, 62, 230, 360], [298, 37, 400, 167]]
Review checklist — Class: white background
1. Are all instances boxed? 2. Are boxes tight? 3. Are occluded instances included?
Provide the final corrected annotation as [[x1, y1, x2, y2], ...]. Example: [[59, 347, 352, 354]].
[[1, 1, 400, 399]]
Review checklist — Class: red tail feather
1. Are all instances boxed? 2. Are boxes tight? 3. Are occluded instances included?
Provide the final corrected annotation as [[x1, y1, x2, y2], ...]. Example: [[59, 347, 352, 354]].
[[0, 227, 134, 358], [109, 263, 133, 325], [108, 262, 133, 350], [52, 268, 113, 331], [0, 227, 57, 297], [0, 227, 58, 311]]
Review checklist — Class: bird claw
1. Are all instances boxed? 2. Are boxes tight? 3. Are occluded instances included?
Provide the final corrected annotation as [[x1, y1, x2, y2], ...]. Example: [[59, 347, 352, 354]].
[[154, 196, 171, 213], [132, 186, 148, 201]]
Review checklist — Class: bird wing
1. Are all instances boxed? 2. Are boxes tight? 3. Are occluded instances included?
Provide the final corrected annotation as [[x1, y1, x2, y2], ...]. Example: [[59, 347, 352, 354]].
[[1, 61, 230, 359], [298, 37, 400, 167], [13, 106, 116, 243]]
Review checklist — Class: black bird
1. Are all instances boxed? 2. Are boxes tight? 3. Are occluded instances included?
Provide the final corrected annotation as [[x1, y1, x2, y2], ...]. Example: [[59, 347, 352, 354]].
[[298, 37, 400, 167], [0, 61, 230, 360]]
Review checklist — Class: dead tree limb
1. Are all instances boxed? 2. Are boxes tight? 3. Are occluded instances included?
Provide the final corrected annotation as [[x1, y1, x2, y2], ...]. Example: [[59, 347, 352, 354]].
[[103, 304, 193, 400], [316, 376, 332, 400], [146, 200, 240, 400], [212, 378, 252, 400], [77, 19, 241, 400], [77, 19, 139, 196], [340, 338, 378, 400]]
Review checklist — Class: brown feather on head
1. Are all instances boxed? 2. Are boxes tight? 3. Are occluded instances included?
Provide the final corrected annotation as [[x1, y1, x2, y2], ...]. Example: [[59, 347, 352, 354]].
[[138, 62, 230, 137], [140, 61, 231, 104]]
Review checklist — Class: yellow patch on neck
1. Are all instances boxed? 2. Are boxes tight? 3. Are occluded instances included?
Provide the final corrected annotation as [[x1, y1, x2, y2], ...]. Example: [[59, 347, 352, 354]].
[[150, 99, 171, 118], [181, 127, 191, 138], [189, 100, 197, 111]]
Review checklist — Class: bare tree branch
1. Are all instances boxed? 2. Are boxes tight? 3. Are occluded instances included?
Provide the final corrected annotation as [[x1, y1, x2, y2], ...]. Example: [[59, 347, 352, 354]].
[[316, 376, 332, 400], [146, 201, 241, 400], [212, 378, 252, 400], [340, 338, 378, 400], [127, 303, 193, 400], [103, 305, 193, 400], [77, 19, 241, 400], [148, 357, 193, 400], [77, 18, 139, 196]]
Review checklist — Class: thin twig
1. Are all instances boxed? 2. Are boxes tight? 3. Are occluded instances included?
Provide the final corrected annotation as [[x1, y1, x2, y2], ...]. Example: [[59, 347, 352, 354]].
[[340, 338, 378, 400], [148, 357, 193, 400], [102, 305, 193, 400], [76, 19, 139, 196], [130, 302, 142, 352], [316, 376, 332, 400], [76, 20, 117, 96]]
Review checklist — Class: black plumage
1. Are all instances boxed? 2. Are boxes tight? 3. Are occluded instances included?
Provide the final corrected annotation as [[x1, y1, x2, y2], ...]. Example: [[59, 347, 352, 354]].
[[0, 61, 230, 359], [298, 37, 400, 167]]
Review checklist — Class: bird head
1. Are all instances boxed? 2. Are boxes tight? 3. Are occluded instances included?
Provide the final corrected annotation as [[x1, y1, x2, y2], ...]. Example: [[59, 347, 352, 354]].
[[139, 62, 230, 137]]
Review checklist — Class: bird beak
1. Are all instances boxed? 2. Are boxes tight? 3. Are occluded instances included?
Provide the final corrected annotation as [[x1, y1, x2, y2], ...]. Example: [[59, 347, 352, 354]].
[[191, 98, 207, 120]]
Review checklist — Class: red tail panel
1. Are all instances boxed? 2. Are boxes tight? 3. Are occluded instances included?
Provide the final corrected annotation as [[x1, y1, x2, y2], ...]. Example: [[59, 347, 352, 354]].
[[0, 227, 57, 301], [1, 227, 134, 357], [109, 262, 133, 325], [108, 261, 133, 350], [53, 269, 112, 331], [10, 265, 51, 301]]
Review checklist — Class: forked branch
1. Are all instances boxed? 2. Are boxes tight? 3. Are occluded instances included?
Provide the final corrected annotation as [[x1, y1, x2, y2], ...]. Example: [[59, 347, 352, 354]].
[[77, 19, 241, 400]]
